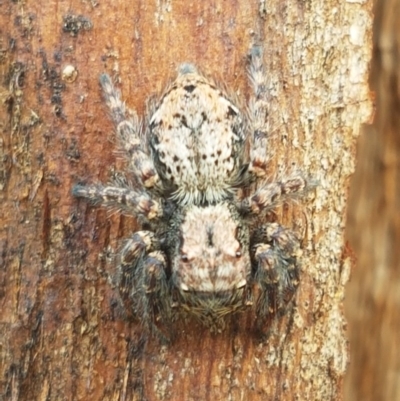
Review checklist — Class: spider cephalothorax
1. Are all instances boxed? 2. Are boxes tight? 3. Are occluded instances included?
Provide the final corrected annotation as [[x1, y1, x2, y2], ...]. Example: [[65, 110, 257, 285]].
[[73, 49, 309, 334]]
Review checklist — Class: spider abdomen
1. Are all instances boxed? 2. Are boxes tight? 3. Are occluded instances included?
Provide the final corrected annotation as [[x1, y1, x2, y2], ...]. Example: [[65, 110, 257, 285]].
[[149, 69, 246, 204]]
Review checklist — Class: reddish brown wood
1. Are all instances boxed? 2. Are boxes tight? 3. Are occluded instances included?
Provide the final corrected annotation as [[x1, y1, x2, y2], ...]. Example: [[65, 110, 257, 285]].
[[0, 1, 372, 400], [345, 1, 400, 400]]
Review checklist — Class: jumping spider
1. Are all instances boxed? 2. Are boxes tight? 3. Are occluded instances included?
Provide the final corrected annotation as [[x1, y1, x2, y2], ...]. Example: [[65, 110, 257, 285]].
[[73, 49, 310, 334]]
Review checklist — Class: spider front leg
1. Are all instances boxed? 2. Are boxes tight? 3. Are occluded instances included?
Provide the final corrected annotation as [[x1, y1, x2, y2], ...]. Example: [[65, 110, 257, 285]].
[[118, 232, 171, 333], [252, 223, 301, 327], [100, 74, 160, 189]]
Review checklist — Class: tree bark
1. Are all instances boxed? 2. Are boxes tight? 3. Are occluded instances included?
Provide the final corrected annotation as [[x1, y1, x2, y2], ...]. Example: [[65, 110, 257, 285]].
[[345, 0, 400, 400], [1, 1, 372, 400]]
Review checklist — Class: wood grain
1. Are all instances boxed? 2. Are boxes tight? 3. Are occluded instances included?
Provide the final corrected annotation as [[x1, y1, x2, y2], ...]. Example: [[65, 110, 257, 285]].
[[0, 1, 372, 400]]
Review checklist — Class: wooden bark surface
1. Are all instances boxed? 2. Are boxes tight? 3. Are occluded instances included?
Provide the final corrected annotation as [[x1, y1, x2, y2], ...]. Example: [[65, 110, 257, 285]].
[[345, 0, 400, 400], [0, 1, 372, 400]]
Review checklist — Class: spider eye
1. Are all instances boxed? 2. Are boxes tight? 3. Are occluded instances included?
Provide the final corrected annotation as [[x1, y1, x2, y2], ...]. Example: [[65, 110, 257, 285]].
[[236, 251, 242, 258], [181, 254, 189, 262]]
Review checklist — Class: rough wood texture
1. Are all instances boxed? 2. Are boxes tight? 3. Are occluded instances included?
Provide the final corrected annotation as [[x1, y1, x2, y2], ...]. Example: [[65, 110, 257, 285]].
[[1, 1, 372, 400], [345, 0, 400, 400]]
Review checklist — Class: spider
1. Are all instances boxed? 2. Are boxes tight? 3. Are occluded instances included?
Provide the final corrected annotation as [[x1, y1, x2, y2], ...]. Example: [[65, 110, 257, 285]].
[[73, 49, 310, 334]]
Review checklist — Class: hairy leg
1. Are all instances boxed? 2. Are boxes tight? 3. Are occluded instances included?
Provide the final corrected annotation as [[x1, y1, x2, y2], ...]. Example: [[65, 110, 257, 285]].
[[238, 174, 312, 215], [73, 183, 162, 220], [248, 46, 270, 178], [252, 223, 301, 326], [100, 74, 160, 189], [117, 232, 170, 333]]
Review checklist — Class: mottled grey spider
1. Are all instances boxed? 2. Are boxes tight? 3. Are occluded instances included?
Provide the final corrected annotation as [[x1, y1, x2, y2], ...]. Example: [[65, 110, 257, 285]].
[[73, 49, 310, 334]]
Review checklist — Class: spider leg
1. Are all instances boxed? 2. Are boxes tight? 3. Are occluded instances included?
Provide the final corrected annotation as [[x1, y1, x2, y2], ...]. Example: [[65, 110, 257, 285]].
[[73, 183, 162, 220], [245, 49, 316, 214], [100, 74, 160, 189], [248, 46, 270, 178], [238, 174, 311, 215], [252, 223, 301, 326], [119, 231, 159, 266], [118, 233, 170, 334]]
